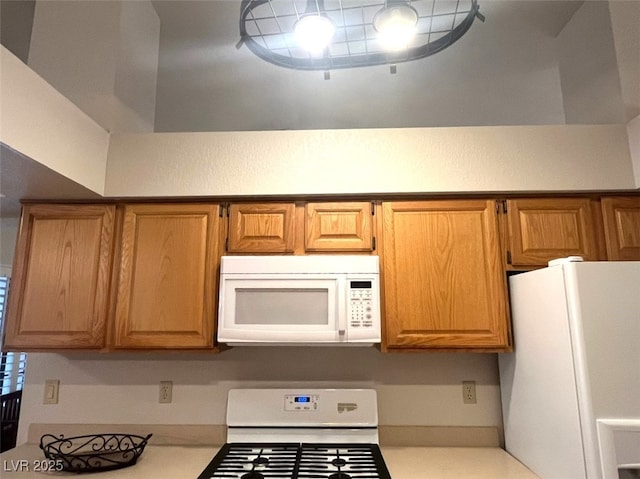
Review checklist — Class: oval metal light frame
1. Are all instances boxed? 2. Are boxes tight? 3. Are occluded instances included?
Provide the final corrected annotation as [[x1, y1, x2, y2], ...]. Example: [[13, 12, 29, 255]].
[[239, 0, 484, 71]]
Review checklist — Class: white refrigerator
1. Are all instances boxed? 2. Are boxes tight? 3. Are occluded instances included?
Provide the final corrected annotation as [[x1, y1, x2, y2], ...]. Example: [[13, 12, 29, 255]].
[[499, 260, 640, 479]]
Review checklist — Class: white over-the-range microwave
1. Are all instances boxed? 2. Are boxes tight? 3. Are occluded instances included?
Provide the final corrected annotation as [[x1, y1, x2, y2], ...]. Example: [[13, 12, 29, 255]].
[[217, 255, 381, 346]]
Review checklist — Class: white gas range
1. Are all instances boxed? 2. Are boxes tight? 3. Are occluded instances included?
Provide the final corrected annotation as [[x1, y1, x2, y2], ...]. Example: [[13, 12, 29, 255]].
[[197, 389, 391, 479]]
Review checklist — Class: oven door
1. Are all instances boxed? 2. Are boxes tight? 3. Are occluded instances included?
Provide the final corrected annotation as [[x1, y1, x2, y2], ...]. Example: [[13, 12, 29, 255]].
[[217, 275, 347, 344]]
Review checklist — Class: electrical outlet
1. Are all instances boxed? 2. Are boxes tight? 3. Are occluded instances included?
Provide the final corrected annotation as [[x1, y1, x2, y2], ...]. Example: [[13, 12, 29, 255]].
[[159, 381, 173, 404], [462, 381, 476, 404], [43, 379, 59, 404]]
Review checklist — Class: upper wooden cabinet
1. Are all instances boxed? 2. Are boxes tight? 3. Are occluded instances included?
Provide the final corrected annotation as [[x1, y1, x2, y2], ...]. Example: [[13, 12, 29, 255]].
[[504, 198, 599, 266], [3, 205, 115, 350], [227, 203, 295, 253], [381, 200, 510, 351], [601, 197, 640, 260], [305, 202, 373, 251], [226, 201, 375, 254], [114, 204, 221, 349]]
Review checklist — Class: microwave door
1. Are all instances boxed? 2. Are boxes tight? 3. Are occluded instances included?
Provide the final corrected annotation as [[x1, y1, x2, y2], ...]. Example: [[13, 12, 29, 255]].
[[219, 277, 342, 343]]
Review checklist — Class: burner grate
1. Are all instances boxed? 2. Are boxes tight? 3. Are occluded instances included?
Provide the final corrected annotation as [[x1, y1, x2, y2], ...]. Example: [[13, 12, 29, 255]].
[[298, 444, 388, 478], [198, 443, 391, 479], [200, 444, 300, 478]]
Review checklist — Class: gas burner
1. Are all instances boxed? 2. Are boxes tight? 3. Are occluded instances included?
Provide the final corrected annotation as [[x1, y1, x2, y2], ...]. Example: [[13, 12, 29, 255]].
[[241, 473, 264, 479], [331, 458, 347, 467], [328, 474, 351, 479], [251, 457, 269, 466]]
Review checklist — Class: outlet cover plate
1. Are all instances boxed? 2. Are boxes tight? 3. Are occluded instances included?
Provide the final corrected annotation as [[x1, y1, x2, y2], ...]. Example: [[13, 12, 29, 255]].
[[462, 380, 476, 404], [159, 381, 173, 404]]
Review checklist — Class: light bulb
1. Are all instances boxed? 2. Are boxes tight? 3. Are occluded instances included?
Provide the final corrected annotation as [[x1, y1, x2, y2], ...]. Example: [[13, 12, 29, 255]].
[[294, 15, 335, 54], [373, 5, 418, 51]]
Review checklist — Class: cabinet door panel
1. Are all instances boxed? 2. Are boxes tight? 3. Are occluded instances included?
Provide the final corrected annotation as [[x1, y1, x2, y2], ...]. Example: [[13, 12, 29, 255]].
[[3, 205, 115, 350], [305, 202, 372, 251], [382, 200, 509, 349], [602, 197, 640, 260], [115, 204, 220, 348], [507, 198, 598, 266], [228, 203, 295, 253]]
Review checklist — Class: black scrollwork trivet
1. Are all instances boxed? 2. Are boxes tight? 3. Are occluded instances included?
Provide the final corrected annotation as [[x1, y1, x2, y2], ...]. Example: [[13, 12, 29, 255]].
[[39, 433, 152, 473]]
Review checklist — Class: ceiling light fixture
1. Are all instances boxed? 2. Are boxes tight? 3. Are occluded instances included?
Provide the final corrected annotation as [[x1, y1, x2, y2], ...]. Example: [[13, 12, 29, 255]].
[[373, 4, 419, 51], [238, 0, 485, 74], [294, 15, 335, 54]]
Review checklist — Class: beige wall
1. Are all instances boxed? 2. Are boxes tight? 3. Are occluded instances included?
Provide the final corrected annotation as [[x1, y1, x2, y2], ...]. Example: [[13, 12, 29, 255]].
[[627, 115, 640, 187], [105, 125, 635, 197], [0, 0, 35, 63], [28, 1, 121, 132], [18, 350, 501, 446], [27, 0, 159, 133], [609, 0, 640, 122], [556, 1, 625, 124], [609, 0, 640, 186], [0, 46, 109, 195], [112, 1, 160, 133], [0, 217, 18, 276]]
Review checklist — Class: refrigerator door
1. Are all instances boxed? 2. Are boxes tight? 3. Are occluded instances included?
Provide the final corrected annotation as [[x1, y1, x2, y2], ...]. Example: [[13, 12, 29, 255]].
[[501, 261, 640, 479], [565, 262, 640, 478], [499, 266, 587, 479], [565, 262, 640, 419]]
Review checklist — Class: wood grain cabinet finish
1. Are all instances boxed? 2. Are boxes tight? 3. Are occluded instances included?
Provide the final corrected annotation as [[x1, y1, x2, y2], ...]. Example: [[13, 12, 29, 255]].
[[3, 205, 115, 350], [506, 198, 598, 266], [228, 203, 295, 253], [114, 204, 221, 349], [305, 202, 373, 251], [601, 197, 640, 260], [381, 200, 510, 350]]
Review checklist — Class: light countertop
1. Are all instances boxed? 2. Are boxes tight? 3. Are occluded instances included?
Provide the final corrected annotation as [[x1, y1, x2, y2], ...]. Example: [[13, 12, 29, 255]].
[[1, 444, 540, 478]]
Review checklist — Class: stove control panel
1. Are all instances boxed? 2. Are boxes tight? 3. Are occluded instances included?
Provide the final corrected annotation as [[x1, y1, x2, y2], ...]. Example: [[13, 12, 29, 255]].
[[284, 394, 319, 411]]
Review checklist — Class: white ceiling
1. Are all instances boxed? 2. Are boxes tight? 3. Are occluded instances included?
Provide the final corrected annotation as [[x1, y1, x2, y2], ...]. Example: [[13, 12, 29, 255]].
[[150, 0, 589, 132]]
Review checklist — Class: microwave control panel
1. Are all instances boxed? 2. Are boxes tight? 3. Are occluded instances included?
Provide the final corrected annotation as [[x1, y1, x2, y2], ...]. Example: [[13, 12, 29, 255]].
[[348, 280, 375, 329]]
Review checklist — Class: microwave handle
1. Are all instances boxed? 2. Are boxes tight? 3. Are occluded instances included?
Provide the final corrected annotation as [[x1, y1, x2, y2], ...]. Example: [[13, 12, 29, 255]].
[[337, 277, 347, 336]]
